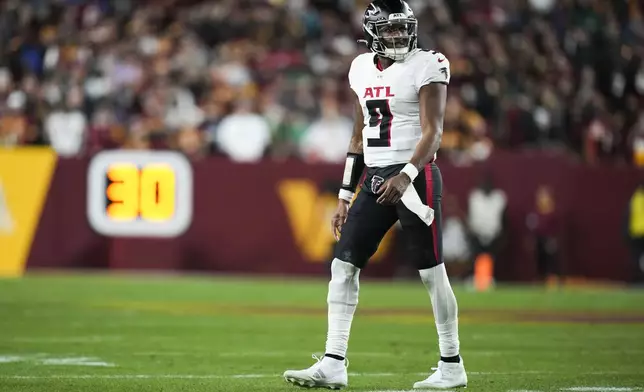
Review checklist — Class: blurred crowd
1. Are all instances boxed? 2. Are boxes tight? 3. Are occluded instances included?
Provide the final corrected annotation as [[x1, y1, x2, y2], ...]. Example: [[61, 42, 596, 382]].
[[0, 0, 643, 165]]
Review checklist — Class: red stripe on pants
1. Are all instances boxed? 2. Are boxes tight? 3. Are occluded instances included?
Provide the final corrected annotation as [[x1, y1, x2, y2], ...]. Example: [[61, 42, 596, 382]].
[[424, 164, 439, 262]]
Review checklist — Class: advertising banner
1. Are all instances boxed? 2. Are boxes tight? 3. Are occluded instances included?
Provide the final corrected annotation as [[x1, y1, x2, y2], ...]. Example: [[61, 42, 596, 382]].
[[0, 148, 57, 277], [17, 151, 644, 282]]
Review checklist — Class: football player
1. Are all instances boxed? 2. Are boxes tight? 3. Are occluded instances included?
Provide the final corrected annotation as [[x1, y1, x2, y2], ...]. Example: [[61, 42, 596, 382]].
[[283, 0, 467, 389]]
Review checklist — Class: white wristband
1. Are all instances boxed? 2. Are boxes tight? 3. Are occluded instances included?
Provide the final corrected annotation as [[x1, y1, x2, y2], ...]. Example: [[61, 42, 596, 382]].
[[338, 189, 355, 203], [400, 163, 419, 182]]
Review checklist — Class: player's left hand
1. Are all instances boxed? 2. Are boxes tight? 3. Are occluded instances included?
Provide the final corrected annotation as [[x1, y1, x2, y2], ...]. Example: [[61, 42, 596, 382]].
[[377, 173, 411, 205]]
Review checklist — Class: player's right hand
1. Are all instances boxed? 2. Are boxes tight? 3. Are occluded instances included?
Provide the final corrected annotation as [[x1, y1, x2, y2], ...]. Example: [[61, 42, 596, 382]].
[[332, 200, 350, 241]]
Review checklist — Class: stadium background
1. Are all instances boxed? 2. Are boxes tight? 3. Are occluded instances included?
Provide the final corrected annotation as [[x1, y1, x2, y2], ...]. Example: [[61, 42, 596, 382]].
[[1, 0, 644, 282]]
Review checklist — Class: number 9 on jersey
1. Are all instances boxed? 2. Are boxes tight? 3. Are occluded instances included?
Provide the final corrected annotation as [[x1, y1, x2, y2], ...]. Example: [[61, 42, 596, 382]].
[[87, 151, 193, 238]]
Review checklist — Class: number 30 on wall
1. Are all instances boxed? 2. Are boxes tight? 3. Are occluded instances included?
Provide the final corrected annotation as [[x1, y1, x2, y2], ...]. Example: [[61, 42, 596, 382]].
[[87, 151, 193, 237], [106, 163, 175, 222]]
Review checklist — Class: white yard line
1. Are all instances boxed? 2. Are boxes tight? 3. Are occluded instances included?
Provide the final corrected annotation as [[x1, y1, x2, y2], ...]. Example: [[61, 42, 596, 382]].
[[368, 390, 460, 392], [8, 336, 122, 343], [0, 356, 27, 364], [0, 372, 488, 380], [367, 390, 423, 392], [562, 388, 641, 392], [40, 357, 114, 367], [0, 354, 114, 367], [2, 371, 641, 380], [4, 375, 250, 380], [506, 390, 544, 392]]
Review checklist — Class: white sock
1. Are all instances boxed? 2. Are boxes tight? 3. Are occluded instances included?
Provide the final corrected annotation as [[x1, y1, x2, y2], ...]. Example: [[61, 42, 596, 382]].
[[419, 263, 460, 359], [325, 258, 360, 360]]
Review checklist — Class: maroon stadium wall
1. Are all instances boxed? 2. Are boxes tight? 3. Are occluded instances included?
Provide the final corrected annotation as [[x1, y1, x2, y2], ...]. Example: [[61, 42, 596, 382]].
[[25, 151, 643, 282]]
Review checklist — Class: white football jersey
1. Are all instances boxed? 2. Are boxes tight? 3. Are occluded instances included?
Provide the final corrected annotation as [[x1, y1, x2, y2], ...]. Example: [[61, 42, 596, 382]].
[[348, 48, 451, 167]]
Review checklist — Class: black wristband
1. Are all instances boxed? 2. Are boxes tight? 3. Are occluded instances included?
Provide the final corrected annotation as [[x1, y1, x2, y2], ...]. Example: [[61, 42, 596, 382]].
[[340, 153, 365, 192]]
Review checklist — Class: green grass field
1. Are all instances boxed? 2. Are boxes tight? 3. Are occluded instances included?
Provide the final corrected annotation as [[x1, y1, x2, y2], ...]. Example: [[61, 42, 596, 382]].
[[0, 273, 643, 392]]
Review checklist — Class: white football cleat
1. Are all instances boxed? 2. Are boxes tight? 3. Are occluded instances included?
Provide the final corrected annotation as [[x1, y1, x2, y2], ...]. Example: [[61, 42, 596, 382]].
[[413, 357, 467, 389], [283, 354, 348, 390]]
